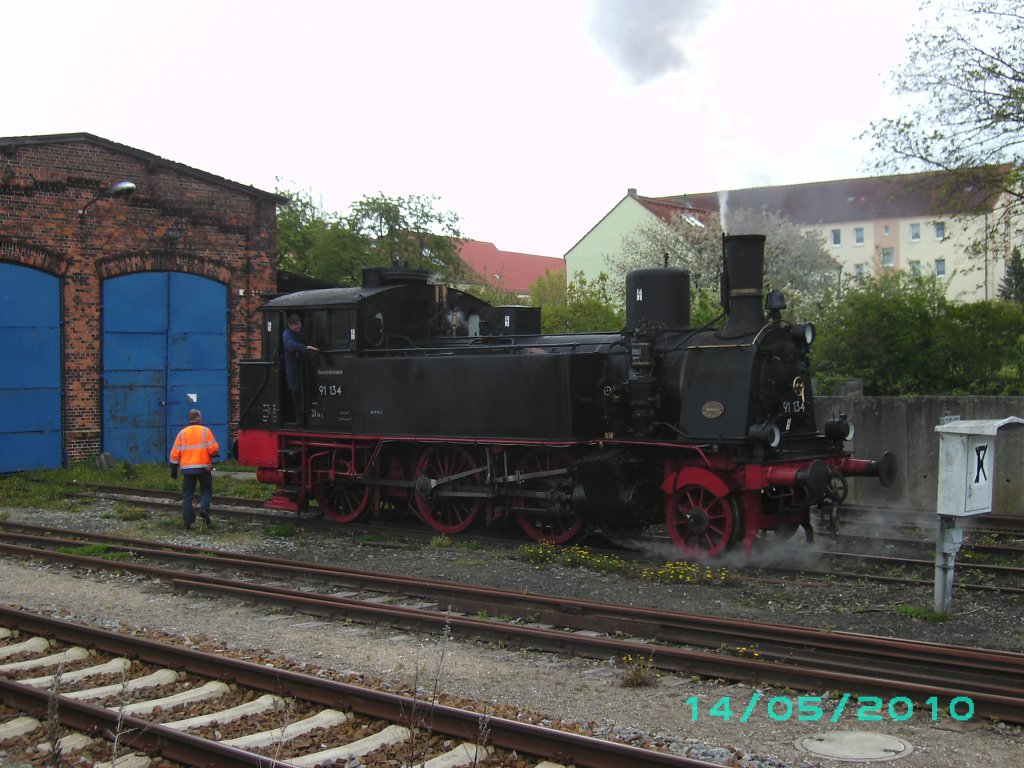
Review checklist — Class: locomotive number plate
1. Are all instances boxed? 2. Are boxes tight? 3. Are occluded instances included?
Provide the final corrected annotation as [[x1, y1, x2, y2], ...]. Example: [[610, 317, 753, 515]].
[[782, 400, 807, 414], [701, 401, 725, 419]]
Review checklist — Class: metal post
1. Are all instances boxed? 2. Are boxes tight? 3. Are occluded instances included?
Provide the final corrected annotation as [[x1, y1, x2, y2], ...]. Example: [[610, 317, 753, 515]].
[[933, 515, 963, 614]]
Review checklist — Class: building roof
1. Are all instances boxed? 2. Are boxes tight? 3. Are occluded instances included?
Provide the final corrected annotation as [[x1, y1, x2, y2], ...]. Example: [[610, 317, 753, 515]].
[[457, 239, 564, 295], [630, 189, 710, 224], [0, 132, 284, 203], [660, 166, 1013, 226]]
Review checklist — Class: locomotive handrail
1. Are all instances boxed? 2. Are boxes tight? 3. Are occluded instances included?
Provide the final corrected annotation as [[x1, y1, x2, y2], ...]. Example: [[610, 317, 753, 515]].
[[688, 322, 773, 350], [358, 338, 621, 356], [661, 315, 724, 353]]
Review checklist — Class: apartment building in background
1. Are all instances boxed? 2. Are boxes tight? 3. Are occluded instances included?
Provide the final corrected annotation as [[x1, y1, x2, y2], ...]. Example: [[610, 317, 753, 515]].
[[566, 167, 1018, 303]]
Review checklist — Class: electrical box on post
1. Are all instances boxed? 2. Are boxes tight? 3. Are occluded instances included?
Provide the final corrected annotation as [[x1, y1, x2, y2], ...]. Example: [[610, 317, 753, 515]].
[[934, 416, 1024, 517]]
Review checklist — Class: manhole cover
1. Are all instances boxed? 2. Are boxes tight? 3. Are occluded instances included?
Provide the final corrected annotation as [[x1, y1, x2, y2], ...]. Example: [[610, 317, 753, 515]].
[[796, 732, 914, 762]]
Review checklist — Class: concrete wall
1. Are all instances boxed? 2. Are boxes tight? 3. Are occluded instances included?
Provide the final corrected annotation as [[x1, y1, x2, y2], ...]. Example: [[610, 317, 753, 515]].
[[816, 396, 1024, 514]]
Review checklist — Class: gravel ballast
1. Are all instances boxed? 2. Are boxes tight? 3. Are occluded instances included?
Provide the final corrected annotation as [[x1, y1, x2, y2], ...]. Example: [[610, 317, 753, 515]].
[[0, 500, 1022, 768]]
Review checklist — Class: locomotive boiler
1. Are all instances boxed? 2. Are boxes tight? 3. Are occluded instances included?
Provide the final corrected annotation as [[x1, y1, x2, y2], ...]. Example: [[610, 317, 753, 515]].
[[237, 234, 895, 556]]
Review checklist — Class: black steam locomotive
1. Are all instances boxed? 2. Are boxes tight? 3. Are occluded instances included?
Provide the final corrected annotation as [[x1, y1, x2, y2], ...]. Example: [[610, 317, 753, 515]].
[[237, 234, 895, 556]]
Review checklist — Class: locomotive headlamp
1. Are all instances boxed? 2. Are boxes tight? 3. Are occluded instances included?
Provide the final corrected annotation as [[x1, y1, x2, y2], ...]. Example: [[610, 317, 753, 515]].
[[748, 420, 782, 448], [824, 416, 855, 442], [792, 323, 815, 345]]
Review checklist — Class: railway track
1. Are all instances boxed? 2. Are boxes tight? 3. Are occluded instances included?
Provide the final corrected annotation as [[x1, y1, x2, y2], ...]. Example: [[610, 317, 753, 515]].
[[841, 503, 1024, 535], [1, 521, 1022, 724], [82, 485, 1024, 589], [1, 607, 718, 767]]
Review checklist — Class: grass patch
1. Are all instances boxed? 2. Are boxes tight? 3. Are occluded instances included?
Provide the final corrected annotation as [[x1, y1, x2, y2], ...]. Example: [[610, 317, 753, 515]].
[[893, 603, 949, 622], [265, 523, 298, 538], [452, 557, 487, 567], [620, 653, 658, 687], [216, 531, 262, 547], [0, 459, 271, 511], [517, 542, 630, 575], [114, 503, 149, 521], [517, 542, 734, 584], [429, 534, 453, 548], [55, 543, 132, 562], [641, 561, 733, 586]]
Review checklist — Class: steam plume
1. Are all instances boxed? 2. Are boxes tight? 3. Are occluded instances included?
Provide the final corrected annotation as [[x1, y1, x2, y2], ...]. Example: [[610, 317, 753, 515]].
[[588, 0, 717, 85]]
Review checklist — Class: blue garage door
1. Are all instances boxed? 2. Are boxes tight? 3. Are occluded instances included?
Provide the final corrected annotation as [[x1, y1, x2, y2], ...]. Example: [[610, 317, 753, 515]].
[[103, 273, 228, 464], [0, 264, 62, 473]]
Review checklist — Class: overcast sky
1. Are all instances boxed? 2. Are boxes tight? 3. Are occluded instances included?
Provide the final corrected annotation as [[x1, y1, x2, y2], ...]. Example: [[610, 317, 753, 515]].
[[4, 0, 921, 257]]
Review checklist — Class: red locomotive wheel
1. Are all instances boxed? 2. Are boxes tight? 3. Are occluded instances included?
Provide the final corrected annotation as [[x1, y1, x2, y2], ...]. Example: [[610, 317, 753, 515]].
[[315, 481, 372, 524], [413, 445, 482, 535], [513, 450, 584, 544], [665, 484, 740, 557]]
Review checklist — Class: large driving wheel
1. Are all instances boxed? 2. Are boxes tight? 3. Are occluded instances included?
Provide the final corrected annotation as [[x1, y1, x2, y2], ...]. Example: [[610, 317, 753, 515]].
[[665, 484, 740, 557], [413, 445, 482, 534], [315, 481, 372, 524], [513, 450, 584, 544]]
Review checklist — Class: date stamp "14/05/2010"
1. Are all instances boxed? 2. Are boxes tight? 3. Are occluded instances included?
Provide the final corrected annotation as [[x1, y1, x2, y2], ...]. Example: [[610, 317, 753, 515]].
[[683, 693, 975, 723]]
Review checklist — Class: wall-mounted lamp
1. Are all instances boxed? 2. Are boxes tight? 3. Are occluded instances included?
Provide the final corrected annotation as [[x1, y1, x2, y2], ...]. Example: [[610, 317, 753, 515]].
[[79, 180, 137, 216]]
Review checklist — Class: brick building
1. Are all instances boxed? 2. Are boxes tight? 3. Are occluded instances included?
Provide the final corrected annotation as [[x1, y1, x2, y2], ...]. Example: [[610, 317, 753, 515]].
[[0, 133, 281, 471]]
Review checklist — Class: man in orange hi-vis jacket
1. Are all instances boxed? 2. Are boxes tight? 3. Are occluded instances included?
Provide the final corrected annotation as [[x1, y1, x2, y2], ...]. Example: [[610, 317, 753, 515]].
[[169, 408, 220, 531]]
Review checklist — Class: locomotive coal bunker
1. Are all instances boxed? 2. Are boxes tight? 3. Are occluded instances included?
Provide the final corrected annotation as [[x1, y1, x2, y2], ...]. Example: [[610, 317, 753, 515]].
[[237, 234, 896, 556]]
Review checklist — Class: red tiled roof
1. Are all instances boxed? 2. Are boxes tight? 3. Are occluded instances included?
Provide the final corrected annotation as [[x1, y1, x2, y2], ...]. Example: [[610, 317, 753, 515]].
[[458, 240, 564, 295], [633, 194, 711, 223], [660, 167, 1013, 225]]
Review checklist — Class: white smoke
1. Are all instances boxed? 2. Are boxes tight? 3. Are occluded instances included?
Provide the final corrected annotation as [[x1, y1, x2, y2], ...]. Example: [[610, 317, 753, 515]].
[[718, 189, 730, 234], [588, 0, 717, 85]]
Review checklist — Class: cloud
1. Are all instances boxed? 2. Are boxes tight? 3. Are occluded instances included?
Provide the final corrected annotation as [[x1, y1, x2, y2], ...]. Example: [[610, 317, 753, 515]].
[[588, 0, 717, 84]]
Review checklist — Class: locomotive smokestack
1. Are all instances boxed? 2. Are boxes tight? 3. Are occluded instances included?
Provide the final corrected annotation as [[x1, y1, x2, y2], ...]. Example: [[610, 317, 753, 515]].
[[719, 234, 766, 338]]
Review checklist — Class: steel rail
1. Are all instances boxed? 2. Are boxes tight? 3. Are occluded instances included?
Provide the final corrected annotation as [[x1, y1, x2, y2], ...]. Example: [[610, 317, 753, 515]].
[[166, 577, 1024, 723], [1, 524, 1022, 689], [0, 677, 294, 768], [0, 606, 721, 768], [841, 504, 1024, 533], [824, 549, 1024, 577], [1, 535, 1022, 723], [78, 487, 1024, 576]]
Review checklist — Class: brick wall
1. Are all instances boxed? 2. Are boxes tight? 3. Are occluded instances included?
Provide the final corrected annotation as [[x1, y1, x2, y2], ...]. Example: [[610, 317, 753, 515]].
[[0, 136, 279, 463]]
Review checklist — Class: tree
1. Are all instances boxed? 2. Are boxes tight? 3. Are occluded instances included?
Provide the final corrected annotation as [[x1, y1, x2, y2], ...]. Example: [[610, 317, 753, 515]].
[[528, 269, 568, 308], [864, 0, 1024, 195], [814, 270, 1024, 395], [275, 188, 466, 285], [275, 188, 335, 275], [541, 272, 624, 333], [608, 207, 837, 323], [1000, 246, 1024, 304], [943, 300, 1024, 393], [462, 282, 520, 307], [345, 193, 466, 283]]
